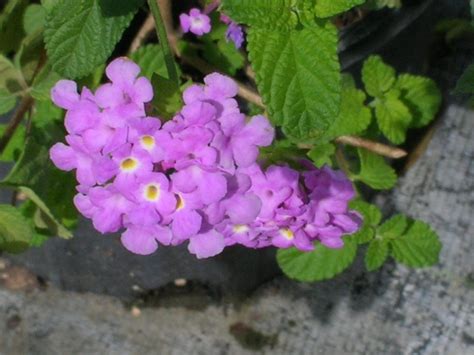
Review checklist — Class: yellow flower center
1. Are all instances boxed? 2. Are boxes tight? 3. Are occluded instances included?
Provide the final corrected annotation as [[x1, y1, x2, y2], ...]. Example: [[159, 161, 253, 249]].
[[144, 184, 160, 202], [120, 158, 138, 172], [233, 224, 249, 234], [176, 195, 185, 210], [140, 135, 155, 150], [279, 228, 294, 240]]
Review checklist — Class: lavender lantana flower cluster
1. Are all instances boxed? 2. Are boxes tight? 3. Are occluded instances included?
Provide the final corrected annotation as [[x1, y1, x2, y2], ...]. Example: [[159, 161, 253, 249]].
[[179, 7, 244, 49], [49, 58, 362, 259]]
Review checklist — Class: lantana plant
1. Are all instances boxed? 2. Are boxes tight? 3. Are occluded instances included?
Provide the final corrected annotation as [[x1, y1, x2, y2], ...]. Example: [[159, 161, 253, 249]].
[[0, 0, 442, 282]]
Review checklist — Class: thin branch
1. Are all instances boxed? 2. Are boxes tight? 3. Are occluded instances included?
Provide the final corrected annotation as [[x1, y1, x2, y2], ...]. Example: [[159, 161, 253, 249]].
[[0, 96, 34, 155], [335, 135, 407, 159], [128, 14, 155, 54]]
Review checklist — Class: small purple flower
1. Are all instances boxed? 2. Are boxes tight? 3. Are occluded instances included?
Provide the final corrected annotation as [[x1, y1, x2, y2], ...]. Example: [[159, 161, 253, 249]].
[[180, 8, 211, 36], [226, 22, 244, 49]]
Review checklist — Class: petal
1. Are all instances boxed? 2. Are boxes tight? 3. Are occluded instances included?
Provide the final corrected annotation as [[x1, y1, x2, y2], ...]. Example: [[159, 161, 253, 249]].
[[179, 13, 191, 32], [132, 76, 153, 103], [105, 57, 140, 85], [199, 172, 227, 204], [241, 115, 275, 147], [183, 84, 204, 104], [121, 226, 158, 255], [226, 193, 262, 224], [204, 73, 238, 99], [233, 142, 259, 167], [188, 229, 225, 259], [50, 143, 77, 171], [95, 83, 124, 108], [127, 205, 161, 226], [73, 193, 96, 218], [172, 209, 202, 239], [51, 80, 79, 109], [92, 208, 123, 234]]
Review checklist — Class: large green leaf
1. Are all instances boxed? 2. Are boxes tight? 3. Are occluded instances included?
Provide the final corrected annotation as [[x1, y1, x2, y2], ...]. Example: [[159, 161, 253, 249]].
[[0, 204, 34, 253], [44, 0, 138, 79], [0, 0, 28, 53], [221, 0, 298, 30], [276, 238, 358, 281], [0, 123, 25, 162], [377, 214, 408, 239], [391, 220, 441, 268], [248, 21, 340, 139], [23, 4, 46, 34], [314, 0, 366, 18]]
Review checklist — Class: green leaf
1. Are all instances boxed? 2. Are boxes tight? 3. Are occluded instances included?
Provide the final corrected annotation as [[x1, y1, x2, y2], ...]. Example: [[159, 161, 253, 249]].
[[44, 0, 138, 79], [0, 204, 34, 253], [30, 64, 62, 101], [0, 55, 24, 94], [0, 124, 25, 162], [349, 200, 381, 244], [324, 86, 372, 140], [355, 148, 397, 190], [221, 0, 298, 30], [130, 44, 168, 80], [150, 74, 183, 120], [0, 0, 28, 53], [390, 220, 441, 268], [307, 143, 335, 167], [23, 4, 46, 34], [374, 94, 412, 144], [248, 21, 340, 139], [0, 88, 17, 114], [454, 63, 474, 95], [314, 0, 365, 18], [276, 238, 358, 282], [2, 131, 77, 238], [396, 74, 441, 128], [365, 238, 389, 271], [202, 39, 245, 76], [362, 55, 396, 98], [377, 214, 407, 239]]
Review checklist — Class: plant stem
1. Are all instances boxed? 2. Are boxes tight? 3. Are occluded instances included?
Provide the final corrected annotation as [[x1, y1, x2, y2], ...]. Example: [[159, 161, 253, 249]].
[[0, 96, 34, 155], [147, 0, 179, 84]]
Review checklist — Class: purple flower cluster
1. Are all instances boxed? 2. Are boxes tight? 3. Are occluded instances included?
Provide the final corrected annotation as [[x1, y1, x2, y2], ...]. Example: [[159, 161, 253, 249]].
[[179, 7, 245, 49], [50, 58, 361, 258]]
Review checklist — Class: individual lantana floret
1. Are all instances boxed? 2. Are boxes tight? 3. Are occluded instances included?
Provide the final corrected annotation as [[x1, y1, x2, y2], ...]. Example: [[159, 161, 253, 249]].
[[180, 8, 211, 36], [49, 57, 362, 259]]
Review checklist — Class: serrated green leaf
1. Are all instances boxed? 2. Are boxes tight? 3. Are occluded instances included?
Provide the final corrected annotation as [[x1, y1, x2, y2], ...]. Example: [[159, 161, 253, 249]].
[[314, 0, 365, 18], [276, 238, 357, 282], [44, 0, 137, 79], [324, 86, 372, 140], [355, 148, 397, 190], [41, 0, 59, 13], [454, 63, 474, 95], [23, 4, 46, 34], [377, 214, 407, 239], [0, 124, 25, 162], [365, 238, 389, 271], [362, 55, 396, 98], [375, 95, 412, 144], [0, 204, 34, 253], [130, 44, 168, 80], [221, 0, 298, 30], [1, 131, 77, 238], [391, 220, 441, 268], [396, 74, 441, 128], [150, 74, 183, 120], [349, 200, 381, 243], [248, 21, 340, 139], [0, 89, 17, 114], [307, 143, 335, 167]]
